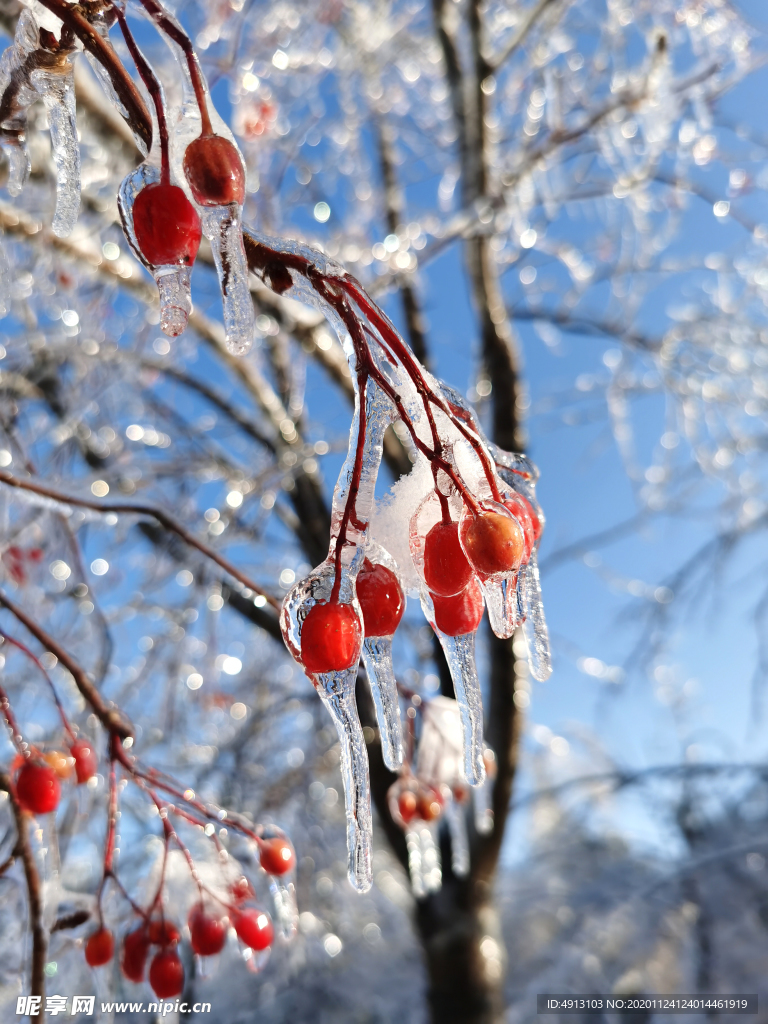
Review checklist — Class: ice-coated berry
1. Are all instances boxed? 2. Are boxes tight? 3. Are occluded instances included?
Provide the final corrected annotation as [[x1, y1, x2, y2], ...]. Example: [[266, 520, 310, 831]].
[[300, 602, 361, 674], [233, 907, 274, 951], [183, 134, 245, 207], [424, 521, 473, 597], [259, 837, 295, 876], [462, 509, 524, 577], [133, 182, 202, 267], [188, 903, 227, 956], [431, 578, 484, 637], [15, 760, 61, 815], [85, 927, 114, 967], [149, 948, 184, 999], [356, 560, 405, 637], [69, 738, 98, 785], [121, 926, 150, 983]]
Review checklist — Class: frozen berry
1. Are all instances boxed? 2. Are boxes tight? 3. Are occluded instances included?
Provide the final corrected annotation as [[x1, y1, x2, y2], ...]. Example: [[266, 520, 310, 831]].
[[356, 560, 405, 637], [398, 790, 418, 824], [461, 508, 524, 577], [85, 927, 114, 967], [259, 837, 295, 876], [121, 926, 150, 983], [15, 760, 61, 815], [69, 738, 98, 785], [232, 907, 274, 951], [147, 919, 180, 946], [502, 493, 535, 562], [417, 786, 444, 822], [183, 134, 245, 207], [424, 521, 473, 597], [149, 947, 184, 999], [431, 578, 484, 637], [188, 903, 227, 956], [301, 602, 361, 674], [132, 182, 202, 268]]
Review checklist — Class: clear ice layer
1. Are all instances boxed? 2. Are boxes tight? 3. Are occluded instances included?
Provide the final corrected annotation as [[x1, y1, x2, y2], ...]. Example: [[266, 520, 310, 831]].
[[315, 667, 372, 892], [31, 64, 80, 238], [362, 636, 403, 771], [201, 205, 254, 355]]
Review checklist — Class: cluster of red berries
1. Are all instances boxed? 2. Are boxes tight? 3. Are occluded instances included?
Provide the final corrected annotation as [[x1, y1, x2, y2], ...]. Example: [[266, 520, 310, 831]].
[[131, 133, 245, 275], [82, 837, 294, 997], [388, 778, 446, 829], [298, 490, 542, 675], [13, 738, 98, 814], [300, 558, 404, 675]]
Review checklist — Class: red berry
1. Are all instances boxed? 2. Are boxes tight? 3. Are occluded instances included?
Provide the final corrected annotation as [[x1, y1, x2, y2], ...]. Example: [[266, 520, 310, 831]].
[[147, 919, 181, 946], [356, 560, 405, 637], [85, 927, 114, 967], [431, 578, 484, 637], [301, 602, 362, 674], [417, 786, 444, 822], [188, 903, 227, 956], [183, 134, 245, 207], [398, 790, 418, 824], [516, 492, 542, 543], [121, 927, 150, 983], [149, 947, 184, 999], [259, 837, 295, 876], [461, 508, 524, 577], [424, 521, 473, 597], [233, 907, 274, 951], [502, 493, 535, 562], [132, 182, 202, 268], [15, 760, 61, 815], [69, 738, 98, 785]]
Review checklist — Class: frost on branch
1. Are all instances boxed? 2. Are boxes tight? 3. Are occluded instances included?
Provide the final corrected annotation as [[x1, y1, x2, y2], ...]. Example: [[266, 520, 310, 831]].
[[257, 235, 550, 888]]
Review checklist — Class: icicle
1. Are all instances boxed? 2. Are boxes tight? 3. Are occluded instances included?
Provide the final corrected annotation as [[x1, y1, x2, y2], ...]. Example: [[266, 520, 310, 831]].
[[200, 205, 254, 355], [522, 552, 551, 681], [0, 230, 12, 316], [437, 631, 485, 786], [445, 797, 470, 876], [478, 572, 520, 640], [362, 636, 403, 771], [315, 667, 372, 892], [268, 875, 298, 943], [31, 63, 80, 238]]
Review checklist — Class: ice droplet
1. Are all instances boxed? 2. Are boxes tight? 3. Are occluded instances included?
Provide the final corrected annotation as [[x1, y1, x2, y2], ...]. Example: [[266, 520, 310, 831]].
[[314, 667, 372, 892], [362, 636, 403, 771], [200, 205, 254, 355], [31, 64, 80, 238], [522, 552, 551, 681], [473, 769, 494, 835]]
